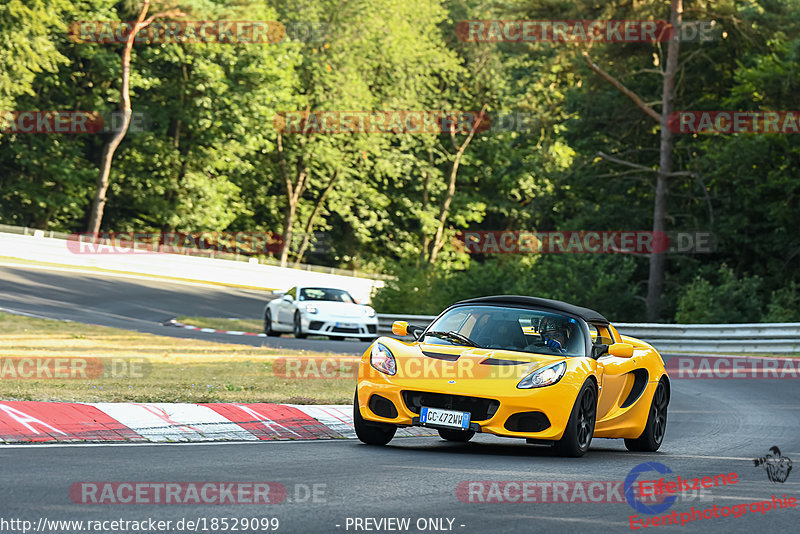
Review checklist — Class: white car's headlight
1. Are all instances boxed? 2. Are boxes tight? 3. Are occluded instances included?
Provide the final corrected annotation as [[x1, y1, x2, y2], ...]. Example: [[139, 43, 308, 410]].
[[517, 361, 567, 389], [303, 304, 318, 314], [363, 306, 376, 317], [370, 343, 396, 375]]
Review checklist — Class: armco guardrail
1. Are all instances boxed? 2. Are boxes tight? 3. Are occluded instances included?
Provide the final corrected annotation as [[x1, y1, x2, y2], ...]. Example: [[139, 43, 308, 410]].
[[0, 224, 391, 280], [0, 231, 383, 303], [377, 315, 800, 354], [614, 323, 800, 354], [377, 314, 438, 334]]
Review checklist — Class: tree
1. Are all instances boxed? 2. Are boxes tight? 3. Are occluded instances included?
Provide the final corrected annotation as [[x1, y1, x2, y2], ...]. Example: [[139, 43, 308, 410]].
[[270, 0, 463, 268], [103, 0, 299, 236], [576, 1, 682, 320], [427, 105, 488, 264], [87, 0, 184, 233], [0, 0, 69, 112]]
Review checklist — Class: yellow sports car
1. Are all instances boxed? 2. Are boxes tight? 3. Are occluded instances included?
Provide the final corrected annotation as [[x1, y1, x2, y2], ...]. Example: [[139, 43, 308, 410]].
[[354, 296, 670, 456]]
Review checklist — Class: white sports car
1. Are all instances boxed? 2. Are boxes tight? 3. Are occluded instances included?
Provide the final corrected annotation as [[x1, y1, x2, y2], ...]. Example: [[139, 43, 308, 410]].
[[264, 286, 379, 340]]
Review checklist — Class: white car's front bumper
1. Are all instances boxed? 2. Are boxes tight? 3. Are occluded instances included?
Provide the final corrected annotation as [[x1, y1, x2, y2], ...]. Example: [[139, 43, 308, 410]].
[[300, 315, 378, 338]]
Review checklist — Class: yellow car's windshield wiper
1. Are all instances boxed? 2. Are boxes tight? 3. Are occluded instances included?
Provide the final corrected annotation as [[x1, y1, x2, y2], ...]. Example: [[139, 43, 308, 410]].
[[426, 330, 479, 347]]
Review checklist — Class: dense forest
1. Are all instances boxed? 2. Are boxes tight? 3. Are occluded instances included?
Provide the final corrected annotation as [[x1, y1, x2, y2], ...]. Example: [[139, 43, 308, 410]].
[[1, 0, 798, 322]]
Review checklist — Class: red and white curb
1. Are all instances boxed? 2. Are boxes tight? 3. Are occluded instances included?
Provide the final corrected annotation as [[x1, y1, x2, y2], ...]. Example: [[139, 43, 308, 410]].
[[0, 401, 434, 444], [163, 319, 267, 337]]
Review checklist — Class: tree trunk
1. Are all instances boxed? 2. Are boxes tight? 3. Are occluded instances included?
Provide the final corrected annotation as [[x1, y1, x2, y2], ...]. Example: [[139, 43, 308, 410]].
[[646, 0, 682, 321], [86, 23, 139, 234], [276, 133, 308, 267], [428, 105, 488, 264], [419, 149, 432, 266], [293, 169, 338, 267], [88, 134, 127, 233], [86, 1, 183, 233], [280, 200, 297, 267]]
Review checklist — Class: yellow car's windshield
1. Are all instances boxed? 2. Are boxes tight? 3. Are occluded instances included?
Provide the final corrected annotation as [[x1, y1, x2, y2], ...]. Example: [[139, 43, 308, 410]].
[[423, 305, 586, 357]]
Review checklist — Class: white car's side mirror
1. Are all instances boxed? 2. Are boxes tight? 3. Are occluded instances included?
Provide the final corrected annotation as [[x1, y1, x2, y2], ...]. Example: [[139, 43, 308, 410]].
[[281, 294, 293, 303]]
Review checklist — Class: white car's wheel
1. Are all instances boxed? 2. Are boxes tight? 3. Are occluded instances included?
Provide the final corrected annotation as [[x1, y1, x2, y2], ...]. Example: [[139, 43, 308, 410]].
[[293, 311, 307, 339], [264, 309, 280, 337]]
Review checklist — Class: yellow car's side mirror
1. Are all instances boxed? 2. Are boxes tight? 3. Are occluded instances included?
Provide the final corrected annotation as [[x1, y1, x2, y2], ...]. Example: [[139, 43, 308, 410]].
[[608, 342, 634, 358], [392, 321, 409, 337]]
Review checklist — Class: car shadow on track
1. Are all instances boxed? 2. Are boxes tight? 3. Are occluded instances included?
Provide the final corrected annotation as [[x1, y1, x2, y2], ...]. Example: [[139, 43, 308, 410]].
[[353, 437, 642, 459]]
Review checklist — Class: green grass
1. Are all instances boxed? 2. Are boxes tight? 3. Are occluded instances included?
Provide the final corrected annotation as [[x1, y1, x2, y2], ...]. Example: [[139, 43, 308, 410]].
[[0, 313, 356, 404]]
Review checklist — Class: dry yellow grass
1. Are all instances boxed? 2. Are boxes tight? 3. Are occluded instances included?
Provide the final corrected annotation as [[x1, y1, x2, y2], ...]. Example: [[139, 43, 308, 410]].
[[174, 315, 263, 334], [0, 313, 357, 404]]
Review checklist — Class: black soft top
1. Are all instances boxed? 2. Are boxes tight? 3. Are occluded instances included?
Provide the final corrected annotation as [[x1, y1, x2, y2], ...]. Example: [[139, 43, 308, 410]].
[[454, 295, 609, 325]]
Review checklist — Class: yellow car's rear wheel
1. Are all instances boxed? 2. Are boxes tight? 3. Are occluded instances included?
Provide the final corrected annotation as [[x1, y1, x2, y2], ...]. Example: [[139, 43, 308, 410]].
[[625, 380, 668, 452], [353, 391, 396, 445]]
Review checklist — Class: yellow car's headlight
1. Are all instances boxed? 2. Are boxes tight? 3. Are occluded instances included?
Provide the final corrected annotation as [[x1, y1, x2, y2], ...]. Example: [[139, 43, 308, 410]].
[[370, 343, 397, 375], [517, 361, 566, 389]]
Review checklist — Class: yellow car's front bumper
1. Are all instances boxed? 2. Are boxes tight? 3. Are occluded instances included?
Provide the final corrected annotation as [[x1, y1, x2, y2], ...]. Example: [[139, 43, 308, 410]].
[[356, 359, 588, 441]]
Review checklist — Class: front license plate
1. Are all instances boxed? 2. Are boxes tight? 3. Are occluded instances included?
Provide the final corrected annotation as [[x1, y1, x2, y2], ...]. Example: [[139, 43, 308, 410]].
[[336, 322, 358, 328], [419, 407, 471, 430]]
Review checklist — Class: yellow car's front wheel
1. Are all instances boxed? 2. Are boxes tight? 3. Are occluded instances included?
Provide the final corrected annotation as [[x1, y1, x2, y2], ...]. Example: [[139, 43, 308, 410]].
[[554, 381, 597, 457], [354, 391, 396, 445]]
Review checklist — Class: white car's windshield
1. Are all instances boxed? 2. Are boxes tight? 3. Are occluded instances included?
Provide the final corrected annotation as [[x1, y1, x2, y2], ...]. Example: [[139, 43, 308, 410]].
[[423, 305, 586, 357], [299, 287, 355, 303]]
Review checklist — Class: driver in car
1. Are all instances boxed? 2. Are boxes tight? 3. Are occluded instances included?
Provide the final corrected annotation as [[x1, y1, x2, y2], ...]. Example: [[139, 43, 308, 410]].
[[539, 317, 570, 353]]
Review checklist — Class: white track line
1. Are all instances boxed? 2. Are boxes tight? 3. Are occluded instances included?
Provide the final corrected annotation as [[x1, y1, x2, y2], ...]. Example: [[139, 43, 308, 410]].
[[0, 306, 69, 321]]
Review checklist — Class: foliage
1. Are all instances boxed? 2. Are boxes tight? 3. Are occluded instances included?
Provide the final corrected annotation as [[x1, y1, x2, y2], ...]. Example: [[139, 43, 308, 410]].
[[675, 265, 764, 324], [764, 283, 800, 322], [0, 0, 798, 322], [374, 254, 643, 321]]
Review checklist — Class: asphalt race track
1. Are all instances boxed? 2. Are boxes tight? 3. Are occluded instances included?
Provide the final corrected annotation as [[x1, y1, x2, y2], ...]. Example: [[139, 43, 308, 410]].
[[1, 263, 799, 533], [0, 264, 372, 354], [1, 376, 798, 533]]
